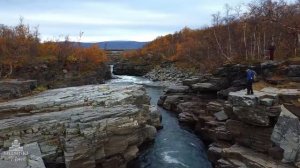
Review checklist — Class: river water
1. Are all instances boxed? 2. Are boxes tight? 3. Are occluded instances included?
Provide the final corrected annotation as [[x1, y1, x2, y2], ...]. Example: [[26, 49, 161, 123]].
[[107, 72, 212, 168]]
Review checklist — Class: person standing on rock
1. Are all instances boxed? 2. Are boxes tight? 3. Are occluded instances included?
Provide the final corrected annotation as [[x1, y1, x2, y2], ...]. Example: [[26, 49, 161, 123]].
[[246, 69, 256, 95]]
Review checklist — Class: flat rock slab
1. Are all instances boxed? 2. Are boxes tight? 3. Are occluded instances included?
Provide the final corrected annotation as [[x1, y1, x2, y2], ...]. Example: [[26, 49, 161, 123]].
[[165, 85, 190, 94], [0, 84, 158, 168], [0, 84, 149, 119], [228, 89, 278, 107]]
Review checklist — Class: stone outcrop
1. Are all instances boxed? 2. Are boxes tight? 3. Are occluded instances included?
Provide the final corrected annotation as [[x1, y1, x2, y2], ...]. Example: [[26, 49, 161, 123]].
[[0, 79, 37, 100], [158, 80, 300, 167], [0, 84, 161, 168]]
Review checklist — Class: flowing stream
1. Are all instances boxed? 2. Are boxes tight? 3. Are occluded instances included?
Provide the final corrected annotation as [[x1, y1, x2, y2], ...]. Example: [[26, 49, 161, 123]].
[[107, 66, 212, 168]]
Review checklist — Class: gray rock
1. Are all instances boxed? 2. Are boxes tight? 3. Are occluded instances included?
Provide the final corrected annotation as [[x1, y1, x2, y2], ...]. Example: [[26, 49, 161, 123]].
[[214, 111, 228, 121], [191, 83, 216, 92], [228, 89, 278, 107], [182, 78, 202, 86], [207, 101, 224, 114], [178, 112, 198, 123], [0, 79, 37, 100], [0, 84, 159, 168], [222, 144, 294, 168], [271, 105, 300, 165], [165, 85, 190, 94], [232, 106, 270, 126]]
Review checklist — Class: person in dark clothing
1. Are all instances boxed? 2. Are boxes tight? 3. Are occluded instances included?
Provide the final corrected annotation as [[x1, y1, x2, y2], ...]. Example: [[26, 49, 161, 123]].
[[268, 42, 276, 60], [246, 69, 256, 95]]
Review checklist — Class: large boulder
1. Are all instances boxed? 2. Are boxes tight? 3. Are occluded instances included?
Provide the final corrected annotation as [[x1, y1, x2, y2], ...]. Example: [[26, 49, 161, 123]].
[[0, 79, 37, 100], [0, 84, 159, 168], [271, 105, 300, 166]]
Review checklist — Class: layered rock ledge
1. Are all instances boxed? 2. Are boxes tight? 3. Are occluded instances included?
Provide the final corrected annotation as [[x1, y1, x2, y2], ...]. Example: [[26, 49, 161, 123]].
[[158, 79, 300, 167], [0, 84, 161, 168]]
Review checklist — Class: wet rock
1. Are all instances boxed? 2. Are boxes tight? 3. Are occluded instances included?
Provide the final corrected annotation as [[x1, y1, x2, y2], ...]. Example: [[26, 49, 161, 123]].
[[271, 105, 300, 165], [148, 106, 163, 129], [0, 84, 159, 168]]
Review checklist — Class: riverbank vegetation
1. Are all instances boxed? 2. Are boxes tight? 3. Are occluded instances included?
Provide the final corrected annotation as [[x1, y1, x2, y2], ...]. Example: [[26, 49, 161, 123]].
[[123, 0, 300, 72], [0, 19, 108, 87]]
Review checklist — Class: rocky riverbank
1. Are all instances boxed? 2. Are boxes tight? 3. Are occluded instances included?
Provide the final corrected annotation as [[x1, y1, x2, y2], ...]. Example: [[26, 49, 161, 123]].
[[157, 61, 300, 167], [144, 64, 196, 82], [0, 84, 161, 168]]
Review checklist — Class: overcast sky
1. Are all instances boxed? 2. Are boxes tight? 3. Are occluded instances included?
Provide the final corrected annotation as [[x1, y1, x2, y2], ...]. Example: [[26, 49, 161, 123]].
[[0, 0, 282, 42]]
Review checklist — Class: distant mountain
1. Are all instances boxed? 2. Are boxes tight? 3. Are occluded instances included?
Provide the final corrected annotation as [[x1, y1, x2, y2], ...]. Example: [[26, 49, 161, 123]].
[[79, 41, 148, 50]]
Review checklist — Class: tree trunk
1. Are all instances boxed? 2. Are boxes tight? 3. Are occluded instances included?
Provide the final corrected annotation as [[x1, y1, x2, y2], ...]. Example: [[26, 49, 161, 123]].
[[4, 63, 13, 78], [213, 28, 230, 61], [227, 24, 232, 58]]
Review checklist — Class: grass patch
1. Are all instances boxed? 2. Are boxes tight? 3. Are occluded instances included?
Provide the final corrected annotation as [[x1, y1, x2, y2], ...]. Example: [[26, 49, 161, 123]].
[[34, 85, 48, 92]]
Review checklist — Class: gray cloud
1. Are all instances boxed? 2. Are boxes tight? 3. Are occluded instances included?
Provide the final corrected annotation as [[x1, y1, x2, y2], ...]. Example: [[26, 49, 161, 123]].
[[0, 0, 253, 42]]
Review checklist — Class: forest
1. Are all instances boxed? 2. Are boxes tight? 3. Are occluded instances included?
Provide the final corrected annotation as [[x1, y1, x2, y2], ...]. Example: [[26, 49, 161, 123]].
[[0, 19, 107, 80], [123, 0, 300, 72]]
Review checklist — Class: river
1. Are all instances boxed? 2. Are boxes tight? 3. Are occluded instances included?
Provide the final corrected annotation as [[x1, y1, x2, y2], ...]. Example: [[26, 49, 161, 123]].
[[107, 71, 212, 168]]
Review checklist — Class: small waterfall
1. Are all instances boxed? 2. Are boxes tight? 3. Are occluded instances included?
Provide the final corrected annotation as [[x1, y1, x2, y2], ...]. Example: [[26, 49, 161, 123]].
[[110, 65, 114, 77]]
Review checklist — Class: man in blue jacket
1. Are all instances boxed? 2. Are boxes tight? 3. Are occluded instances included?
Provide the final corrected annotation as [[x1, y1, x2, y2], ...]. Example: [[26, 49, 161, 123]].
[[246, 69, 256, 95]]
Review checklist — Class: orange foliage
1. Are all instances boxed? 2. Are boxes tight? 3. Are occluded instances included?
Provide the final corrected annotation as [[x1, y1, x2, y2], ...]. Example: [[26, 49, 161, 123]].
[[0, 20, 107, 78], [124, 1, 300, 71]]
